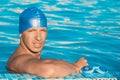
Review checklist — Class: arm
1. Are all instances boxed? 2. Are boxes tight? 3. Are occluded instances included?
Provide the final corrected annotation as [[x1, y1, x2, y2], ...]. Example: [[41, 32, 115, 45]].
[[7, 54, 57, 78], [7, 54, 77, 78], [7, 54, 87, 78]]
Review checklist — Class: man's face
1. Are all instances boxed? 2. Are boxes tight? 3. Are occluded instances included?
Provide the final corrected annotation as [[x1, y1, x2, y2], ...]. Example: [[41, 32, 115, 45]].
[[20, 27, 47, 53]]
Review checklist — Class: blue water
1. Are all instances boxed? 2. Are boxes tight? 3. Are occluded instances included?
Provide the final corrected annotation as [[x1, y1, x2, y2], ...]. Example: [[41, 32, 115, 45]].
[[0, 0, 120, 79]]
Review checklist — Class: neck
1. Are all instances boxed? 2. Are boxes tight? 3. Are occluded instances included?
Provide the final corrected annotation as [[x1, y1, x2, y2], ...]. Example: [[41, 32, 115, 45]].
[[19, 41, 41, 59]]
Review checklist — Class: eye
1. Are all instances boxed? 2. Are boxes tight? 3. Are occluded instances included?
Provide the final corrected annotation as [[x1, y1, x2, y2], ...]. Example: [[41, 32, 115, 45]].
[[41, 29, 47, 32], [28, 29, 36, 32]]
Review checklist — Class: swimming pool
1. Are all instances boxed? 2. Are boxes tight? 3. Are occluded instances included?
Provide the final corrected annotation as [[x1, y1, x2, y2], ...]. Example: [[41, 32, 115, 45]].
[[0, 0, 120, 79]]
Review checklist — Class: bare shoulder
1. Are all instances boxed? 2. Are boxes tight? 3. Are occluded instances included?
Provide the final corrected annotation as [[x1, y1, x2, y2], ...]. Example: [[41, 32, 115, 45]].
[[7, 54, 34, 73], [7, 54, 34, 65]]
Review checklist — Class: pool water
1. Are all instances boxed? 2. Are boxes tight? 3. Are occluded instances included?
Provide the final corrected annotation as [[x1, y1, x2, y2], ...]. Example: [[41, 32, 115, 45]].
[[0, 0, 120, 79]]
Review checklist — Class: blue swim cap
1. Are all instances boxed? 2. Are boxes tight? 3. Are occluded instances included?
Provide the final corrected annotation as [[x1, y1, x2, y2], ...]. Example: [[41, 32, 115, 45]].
[[19, 7, 47, 34]]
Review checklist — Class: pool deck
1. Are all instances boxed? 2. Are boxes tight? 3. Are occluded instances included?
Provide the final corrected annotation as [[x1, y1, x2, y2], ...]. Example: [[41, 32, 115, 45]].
[[0, 73, 118, 80]]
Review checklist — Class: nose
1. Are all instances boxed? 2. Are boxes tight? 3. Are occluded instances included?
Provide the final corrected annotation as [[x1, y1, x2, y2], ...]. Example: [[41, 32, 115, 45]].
[[35, 31, 42, 41]]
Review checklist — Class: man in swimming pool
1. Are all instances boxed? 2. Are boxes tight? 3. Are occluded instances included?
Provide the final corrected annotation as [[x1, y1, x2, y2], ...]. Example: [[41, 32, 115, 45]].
[[7, 7, 88, 78]]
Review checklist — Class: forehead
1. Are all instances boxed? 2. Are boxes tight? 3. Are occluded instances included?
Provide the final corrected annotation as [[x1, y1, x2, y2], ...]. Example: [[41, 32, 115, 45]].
[[26, 27, 47, 31]]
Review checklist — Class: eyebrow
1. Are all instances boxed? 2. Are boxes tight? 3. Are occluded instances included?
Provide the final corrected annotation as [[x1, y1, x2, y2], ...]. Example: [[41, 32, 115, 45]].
[[28, 28, 47, 31], [41, 28, 47, 31], [28, 28, 36, 31]]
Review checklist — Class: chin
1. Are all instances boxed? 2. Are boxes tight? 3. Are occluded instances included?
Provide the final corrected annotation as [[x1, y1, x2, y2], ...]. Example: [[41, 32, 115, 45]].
[[31, 48, 42, 53], [31, 50, 40, 53]]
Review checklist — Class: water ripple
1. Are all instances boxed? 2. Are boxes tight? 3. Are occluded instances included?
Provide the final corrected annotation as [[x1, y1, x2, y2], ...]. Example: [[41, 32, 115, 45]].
[[0, 0, 120, 77], [0, 32, 19, 44]]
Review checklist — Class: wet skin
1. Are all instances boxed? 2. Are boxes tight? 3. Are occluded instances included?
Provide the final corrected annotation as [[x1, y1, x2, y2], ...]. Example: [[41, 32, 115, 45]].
[[7, 27, 88, 78]]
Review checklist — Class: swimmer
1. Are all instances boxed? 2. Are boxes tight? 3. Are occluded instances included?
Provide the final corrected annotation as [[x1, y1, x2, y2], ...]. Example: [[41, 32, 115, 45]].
[[7, 7, 88, 78]]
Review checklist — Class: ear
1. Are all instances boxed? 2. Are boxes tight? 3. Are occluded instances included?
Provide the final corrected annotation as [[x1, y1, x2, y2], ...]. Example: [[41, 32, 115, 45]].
[[19, 34, 22, 37]]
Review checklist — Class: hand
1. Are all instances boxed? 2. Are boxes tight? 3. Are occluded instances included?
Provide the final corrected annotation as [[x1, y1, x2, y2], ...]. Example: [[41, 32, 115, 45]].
[[74, 57, 88, 73]]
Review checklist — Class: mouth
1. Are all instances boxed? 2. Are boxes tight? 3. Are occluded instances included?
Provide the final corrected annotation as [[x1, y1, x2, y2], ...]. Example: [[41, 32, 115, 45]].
[[33, 43, 42, 48]]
